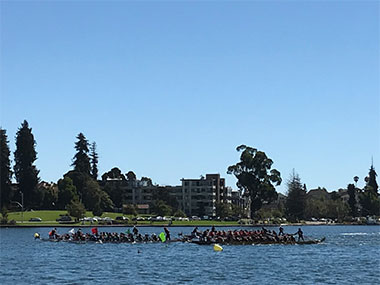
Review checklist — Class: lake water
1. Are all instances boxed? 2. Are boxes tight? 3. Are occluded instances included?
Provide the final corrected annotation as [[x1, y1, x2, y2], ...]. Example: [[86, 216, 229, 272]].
[[0, 225, 379, 284]]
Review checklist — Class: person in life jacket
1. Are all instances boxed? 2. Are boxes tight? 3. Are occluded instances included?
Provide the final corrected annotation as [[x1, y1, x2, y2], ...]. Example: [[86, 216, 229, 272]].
[[49, 228, 58, 239]]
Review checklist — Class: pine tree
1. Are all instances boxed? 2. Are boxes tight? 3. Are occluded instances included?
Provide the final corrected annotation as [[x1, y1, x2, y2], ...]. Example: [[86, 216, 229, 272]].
[[285, 170, 306, 222], [367, 164, 378, 194], [360, 163, 380, 216], [0, 128, 12, 208], [72, 133, 91, 175], [14, 120, 40, 207], [90, 141, 99, 180], [347, 184, 357, 217]]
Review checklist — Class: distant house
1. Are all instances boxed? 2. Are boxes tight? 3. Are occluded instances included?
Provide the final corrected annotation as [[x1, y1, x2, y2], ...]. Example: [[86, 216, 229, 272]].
[[307, 188, 330, 200]]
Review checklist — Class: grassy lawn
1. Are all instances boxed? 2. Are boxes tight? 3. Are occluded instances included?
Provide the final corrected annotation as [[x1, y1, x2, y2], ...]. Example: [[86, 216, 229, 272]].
[[4, 210, 239, 227]]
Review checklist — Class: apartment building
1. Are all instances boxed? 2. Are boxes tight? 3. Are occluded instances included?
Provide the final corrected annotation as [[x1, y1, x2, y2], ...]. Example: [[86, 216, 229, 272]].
[[101, 173, 230, 217], [180, 173, 229, 217]]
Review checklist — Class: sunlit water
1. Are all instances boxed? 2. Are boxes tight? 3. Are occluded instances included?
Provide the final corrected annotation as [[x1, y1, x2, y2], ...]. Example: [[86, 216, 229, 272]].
[[0, 225, 379, 284]]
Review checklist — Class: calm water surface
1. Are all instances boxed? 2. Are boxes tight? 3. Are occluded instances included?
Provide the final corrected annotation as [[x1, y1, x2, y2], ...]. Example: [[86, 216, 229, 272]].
[[0, 225, 379, 284]]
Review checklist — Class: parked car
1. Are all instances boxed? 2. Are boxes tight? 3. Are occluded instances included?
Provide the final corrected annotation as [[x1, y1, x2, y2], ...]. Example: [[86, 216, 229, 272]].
[[29, 217, 42, 222], [191, 216, 201, 221], [56, 216, 72, 222], [132, 217, 146, 221], [115, 216, 129, 221]]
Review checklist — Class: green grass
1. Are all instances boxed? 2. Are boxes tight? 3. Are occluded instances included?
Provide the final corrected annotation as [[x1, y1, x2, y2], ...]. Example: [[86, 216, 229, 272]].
[[3, 210, 239, 226]]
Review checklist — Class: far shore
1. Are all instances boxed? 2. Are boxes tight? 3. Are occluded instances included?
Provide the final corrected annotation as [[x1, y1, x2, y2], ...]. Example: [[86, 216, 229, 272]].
[[1, 222, 378, 228]]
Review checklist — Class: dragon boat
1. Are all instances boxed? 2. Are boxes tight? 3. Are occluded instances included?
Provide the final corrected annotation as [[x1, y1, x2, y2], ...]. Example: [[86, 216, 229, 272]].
[[190, 237, 326, 246], [36, 236, 325, 245]]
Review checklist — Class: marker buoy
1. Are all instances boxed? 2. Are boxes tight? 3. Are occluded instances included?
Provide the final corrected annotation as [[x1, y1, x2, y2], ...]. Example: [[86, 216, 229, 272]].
[[213, 244, 223, 251]]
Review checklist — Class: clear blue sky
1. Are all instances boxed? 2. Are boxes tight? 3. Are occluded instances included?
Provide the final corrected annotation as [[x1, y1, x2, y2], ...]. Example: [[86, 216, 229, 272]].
[[1, 1, 379, 194]]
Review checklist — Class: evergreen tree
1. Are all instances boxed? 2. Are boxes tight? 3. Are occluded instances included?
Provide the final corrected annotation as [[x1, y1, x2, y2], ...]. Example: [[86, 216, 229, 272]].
[[72, 133, 91, 175], [360, 163, 380, 216], [285, 170, 306, 222], [14, 120, 40, 207], [347, 184, 357, 217], [90, 141, 99, 180], [367, 164, 378, 194], [0, 128, 12, 208]]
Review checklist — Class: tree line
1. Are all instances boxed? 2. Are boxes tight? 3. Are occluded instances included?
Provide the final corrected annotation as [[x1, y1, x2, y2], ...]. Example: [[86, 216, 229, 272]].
[[0, 121, 184, 219], [226, 144, 379, 221], [1, 122, 379, 222]]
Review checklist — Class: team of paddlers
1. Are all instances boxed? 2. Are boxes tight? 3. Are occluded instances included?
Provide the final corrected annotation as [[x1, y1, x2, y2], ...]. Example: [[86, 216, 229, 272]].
[[41, 225, 305, 244]]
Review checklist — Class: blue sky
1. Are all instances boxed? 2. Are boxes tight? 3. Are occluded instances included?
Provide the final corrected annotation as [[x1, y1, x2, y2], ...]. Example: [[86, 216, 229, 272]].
[[1, 1, 379, 194]]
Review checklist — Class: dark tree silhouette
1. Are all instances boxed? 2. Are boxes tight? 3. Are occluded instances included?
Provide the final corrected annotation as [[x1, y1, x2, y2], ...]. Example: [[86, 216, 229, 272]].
[[0, 128, 12, 208], [285, 170, 306, 222], [72, 133, 91, 175], [14, 120, 40, 207], [90, 141, 99, 180], [227, 145, 281, 217]]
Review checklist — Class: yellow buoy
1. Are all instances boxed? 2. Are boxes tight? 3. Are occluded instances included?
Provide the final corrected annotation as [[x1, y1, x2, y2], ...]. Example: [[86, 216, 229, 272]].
[[213, 244, 223, 251]]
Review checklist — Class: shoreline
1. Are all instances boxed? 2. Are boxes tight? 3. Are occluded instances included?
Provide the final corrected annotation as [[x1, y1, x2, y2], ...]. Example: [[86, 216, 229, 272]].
[[1, 223, 378, 228]]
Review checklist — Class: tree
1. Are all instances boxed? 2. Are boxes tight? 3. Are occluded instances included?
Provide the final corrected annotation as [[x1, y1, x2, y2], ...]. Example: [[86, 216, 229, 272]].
[[151, 200, 172, 216], [92, 203, 103, 217], [141, 177, 153, 186], [359, 190, 380, 216], [1, 207, 9, 224], [367, 164, 378, 195], [40, 183, 58, 210], [285, 170, 307, 222], [215, 202, 231, 218], [152, 187, 179, 211], [0, 128, 12, 208], [360, 164, 380, 216], [102, 183, 123, 208], [81, 179, 113, 211], [72, 133, 91, 175], [101, 167, 125, 180], [66, 198, 86, 221], [126, 171, 137, 181], [231, 204, 245, 218], [64, 170, 89, 202], [347, 184, 357, 217], [90, 142, 99, 180], [14, 120, 40, 208], [57, 177, 78, 209], [173, 209, 186, 217], [227, 145, 281, 217]]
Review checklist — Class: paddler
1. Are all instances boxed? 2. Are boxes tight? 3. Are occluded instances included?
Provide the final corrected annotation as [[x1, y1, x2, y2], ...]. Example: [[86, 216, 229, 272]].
[[191, 226, 199, 238], [164, 227, 171, 241], [132, 226, 139, 236], [296, 228, 304, 241], [279, 226, 285, 236], [49, 228, 58, 239]]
